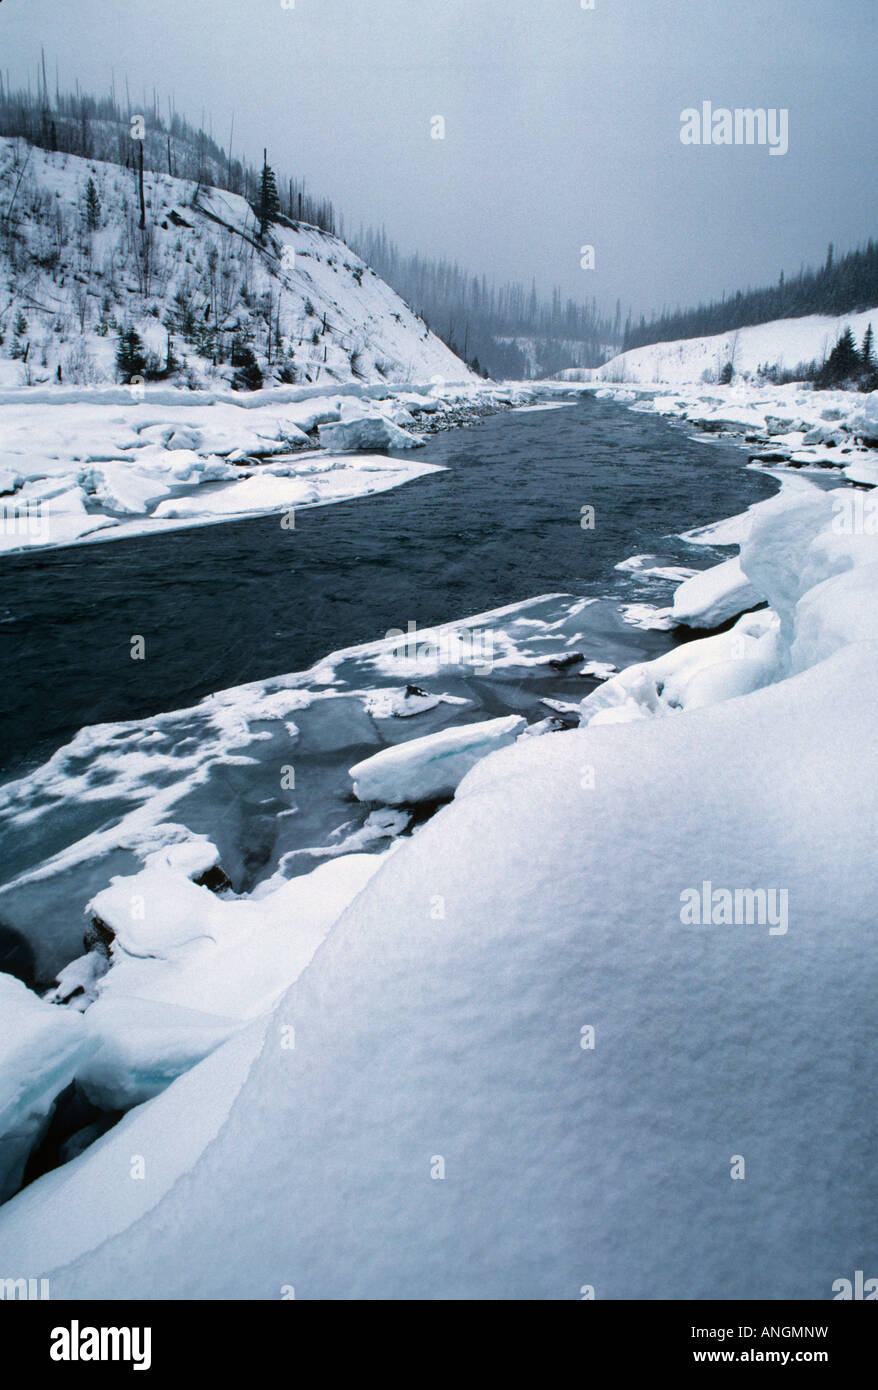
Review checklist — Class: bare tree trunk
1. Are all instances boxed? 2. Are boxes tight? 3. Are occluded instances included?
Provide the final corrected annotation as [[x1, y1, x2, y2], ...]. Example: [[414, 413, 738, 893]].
[[138, 141, 146, 229]]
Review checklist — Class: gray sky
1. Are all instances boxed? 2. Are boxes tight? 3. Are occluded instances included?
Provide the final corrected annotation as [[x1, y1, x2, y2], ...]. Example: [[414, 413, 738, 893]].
[[1, 0, 875, 318]]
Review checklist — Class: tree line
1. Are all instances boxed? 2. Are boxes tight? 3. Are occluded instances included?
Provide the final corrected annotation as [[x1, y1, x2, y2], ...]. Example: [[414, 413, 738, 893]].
[[352, 225, 619, 378], [624, 241, 878, 351], [0, 73, 339, 236]]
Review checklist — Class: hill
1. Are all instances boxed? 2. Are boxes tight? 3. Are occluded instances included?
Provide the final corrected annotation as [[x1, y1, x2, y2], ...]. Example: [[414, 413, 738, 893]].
[[0, 136, 470, 390], [624, 241, 878, 353], [567, 305, 878, 388]]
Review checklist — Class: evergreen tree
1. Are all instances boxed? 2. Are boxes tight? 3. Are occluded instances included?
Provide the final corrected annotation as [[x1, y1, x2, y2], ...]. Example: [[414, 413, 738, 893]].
[[230, 335, 263, 391], [257, 150, 280, 237], [10, 310, 28, 359], [84, 176, 101, 230], [862, 323, 875, 368], [164, 333, 182, 376], [817, 327, 860, 387], [115, 326, 147, 382]]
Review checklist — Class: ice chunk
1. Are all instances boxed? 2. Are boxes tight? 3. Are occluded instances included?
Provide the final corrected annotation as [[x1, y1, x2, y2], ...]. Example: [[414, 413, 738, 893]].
[[78, 463, 170, 515], [0, 974, 96, 1202], [349, 715, 526, 804], [317, 416, 424, 451], [849, 390, 878, 444], [671, 556, 762, 628], [71, 853, 386, 1108], [363, 687, 469, 720]]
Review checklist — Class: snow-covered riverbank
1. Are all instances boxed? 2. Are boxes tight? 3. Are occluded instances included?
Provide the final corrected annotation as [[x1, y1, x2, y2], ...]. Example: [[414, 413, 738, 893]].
[[588, 378, 878, 486], [1, 432, 876, 1295], [552, 303, 878, 487], [0, 378, 536, 554]]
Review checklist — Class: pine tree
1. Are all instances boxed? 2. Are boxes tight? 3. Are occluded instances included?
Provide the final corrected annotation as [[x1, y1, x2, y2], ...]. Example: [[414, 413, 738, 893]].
[[115, 326, 147, 382], [257, 150, 280, 237], [10, 310, 28, 359], [84, 177, 101, 231], [230, 335, 263, 391], [862, 323, 875, 368], [165, 333, 182, 376], [818, 327, 860, 386]]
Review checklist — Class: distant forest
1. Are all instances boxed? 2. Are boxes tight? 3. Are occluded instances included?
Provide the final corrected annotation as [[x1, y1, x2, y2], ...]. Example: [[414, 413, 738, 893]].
[[624, 241, 878, 351], [352, 227, 619, 378]]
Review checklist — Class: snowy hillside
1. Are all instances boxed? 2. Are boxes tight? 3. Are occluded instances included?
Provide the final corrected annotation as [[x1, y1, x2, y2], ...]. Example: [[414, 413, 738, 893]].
[[0, 136, 526, 555], [562, 307, 878, 388], [0, 136, 470, 389]]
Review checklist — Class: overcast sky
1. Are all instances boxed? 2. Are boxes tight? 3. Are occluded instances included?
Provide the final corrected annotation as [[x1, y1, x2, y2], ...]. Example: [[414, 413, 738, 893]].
[[1, 0, 875, 318]]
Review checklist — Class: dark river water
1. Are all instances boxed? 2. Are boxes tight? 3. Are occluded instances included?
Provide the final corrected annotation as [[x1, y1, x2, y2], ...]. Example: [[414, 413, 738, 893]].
[[0, 395, 775, 779]]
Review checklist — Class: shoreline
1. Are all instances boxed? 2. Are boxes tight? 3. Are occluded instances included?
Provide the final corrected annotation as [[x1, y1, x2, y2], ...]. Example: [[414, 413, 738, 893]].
[[0, 379, 538, 558]]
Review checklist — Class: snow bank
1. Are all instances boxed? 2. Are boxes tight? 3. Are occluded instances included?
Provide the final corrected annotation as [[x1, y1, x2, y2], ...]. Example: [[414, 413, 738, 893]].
[[578, 307, 878, 388], [580, 609, 780, 725], [41, 638, 878, 1298], [0, 1018, 267, 1270]]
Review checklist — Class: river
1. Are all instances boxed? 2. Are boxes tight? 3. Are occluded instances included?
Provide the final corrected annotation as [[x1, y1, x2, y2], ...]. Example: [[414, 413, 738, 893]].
[[0, 393, 774, 780]]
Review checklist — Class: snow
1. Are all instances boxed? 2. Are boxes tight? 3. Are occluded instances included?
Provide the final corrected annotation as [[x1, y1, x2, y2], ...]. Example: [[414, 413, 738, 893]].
[[0, 386, 517, 554], [620, 602, 675, 630], [580, 609, 781, 725], [615, 554, 698, 583], [148, 455, 442, 520], [578, 660, 618, 681], [363, 688, 470, 720], [349, 715, 526, 805], [70, 851, 388, 1109], [847, 390, 878, 444], [567, 307, 878, 388], [6, 392, 878, 1295], [0, 1018, 267, 1272], [671, 555, 762, 628], [0, 975, 96, 1202], [37, 633, 878, 1298]]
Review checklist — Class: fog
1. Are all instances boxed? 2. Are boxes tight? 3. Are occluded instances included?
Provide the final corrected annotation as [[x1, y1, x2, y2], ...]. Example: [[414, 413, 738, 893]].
[[1, 0, 875, 316]]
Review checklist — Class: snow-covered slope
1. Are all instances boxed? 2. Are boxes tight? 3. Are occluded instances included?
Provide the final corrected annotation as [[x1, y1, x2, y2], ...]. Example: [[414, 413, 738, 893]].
[[0, 138, 513, 555], [0, 137, 470, 389], [562, 307, 878, 387]]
